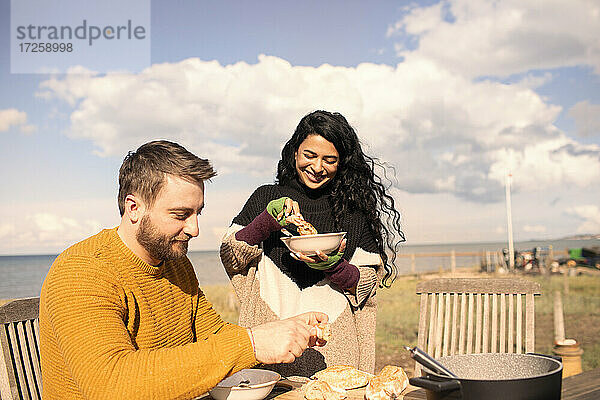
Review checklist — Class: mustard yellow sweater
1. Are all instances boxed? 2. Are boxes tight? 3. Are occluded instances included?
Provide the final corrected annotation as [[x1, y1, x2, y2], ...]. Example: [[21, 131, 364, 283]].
[[39, 228, 257, 400]]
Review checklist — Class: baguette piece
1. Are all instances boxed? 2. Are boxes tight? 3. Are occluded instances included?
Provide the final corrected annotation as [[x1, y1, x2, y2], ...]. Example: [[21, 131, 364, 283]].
[[312, 365, 372, 390], [287, 214, 318, 235], [303, 380, 347, 400], [315, 323, 331, 342], [364, 365, 409, 400]]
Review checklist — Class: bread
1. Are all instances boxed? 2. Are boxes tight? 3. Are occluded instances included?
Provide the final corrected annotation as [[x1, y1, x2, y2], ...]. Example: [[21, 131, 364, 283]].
[[303, 380, 347, 400], [364, 365, 409, 400], [287, 214, 318, 235], [315, 323, 331, 342], [377, 365, 408, 383], [296, 219, 318, 235], [312, 365, 372, 390], [364, 376, 404, 400]]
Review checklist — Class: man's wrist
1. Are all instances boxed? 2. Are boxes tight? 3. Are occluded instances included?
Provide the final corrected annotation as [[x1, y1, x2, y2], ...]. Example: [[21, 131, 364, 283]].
[[247, 328, 257, 358]]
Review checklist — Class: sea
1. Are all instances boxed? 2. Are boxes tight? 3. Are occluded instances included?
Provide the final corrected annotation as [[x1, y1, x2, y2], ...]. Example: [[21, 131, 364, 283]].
[[1, 238, 598, 300]]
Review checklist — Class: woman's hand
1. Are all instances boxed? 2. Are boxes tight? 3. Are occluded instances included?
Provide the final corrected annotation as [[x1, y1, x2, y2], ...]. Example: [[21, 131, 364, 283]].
[[235, 197, 302, 246], [266, 197, 302, 227], [291, 239, 347, 270]]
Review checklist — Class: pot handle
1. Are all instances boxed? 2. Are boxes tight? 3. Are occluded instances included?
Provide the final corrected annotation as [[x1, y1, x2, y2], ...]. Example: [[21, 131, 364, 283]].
[[527, 352, 562, 363], [409, 377, 461, 392]]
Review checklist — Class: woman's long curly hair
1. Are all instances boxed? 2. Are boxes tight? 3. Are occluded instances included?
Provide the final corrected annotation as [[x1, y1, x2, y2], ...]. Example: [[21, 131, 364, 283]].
[[276, 110, 405, 287]]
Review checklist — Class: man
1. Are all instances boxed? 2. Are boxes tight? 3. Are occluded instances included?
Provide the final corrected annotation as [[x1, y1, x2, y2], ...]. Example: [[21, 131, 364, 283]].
[[39, 140, 328, 399]]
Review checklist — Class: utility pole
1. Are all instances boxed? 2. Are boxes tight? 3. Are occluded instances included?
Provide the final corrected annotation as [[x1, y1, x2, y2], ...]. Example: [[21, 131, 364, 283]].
[[505, 171, 515, 271]]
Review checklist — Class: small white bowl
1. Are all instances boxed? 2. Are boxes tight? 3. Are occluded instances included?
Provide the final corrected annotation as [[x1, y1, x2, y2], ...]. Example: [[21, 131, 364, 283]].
[[280, 232, 346, 256], [209, 369, 281, 400]]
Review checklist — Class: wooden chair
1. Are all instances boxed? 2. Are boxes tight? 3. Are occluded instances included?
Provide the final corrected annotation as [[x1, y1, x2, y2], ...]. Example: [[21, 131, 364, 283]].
[[0, 297, 42, 400], [414, 278, 541, 376]]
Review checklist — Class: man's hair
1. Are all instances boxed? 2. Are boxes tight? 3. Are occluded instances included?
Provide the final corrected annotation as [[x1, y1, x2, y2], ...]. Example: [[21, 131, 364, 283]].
[[118, 140, 216, 216]]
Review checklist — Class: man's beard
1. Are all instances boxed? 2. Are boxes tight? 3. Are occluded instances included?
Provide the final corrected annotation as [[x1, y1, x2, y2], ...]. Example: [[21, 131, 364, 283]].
[[136, 214, 189, 262]]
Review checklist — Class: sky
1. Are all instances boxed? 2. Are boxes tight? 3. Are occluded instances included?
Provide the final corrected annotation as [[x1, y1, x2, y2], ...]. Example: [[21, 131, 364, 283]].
[[1, 0, 600, 255]]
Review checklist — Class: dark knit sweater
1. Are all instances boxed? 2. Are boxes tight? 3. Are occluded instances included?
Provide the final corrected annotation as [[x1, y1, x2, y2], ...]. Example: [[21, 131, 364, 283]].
[[232, 179, 378, 289], [220, 179, 383, 376]]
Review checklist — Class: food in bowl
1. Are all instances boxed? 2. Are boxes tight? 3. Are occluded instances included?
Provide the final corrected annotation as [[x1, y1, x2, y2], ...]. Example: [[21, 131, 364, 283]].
[[280, 232, 346, 256], [209, 369, 281, 400], [285, 214, 319, 235], [294, 218, 318, 235]]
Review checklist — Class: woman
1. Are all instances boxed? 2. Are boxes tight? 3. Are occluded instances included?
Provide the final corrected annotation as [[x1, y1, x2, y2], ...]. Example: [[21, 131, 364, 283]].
[[220, 110, 404, 376]]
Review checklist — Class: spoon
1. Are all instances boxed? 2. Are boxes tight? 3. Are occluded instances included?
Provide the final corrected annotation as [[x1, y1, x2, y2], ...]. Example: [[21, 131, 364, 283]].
[[404, 346, 458, 378]]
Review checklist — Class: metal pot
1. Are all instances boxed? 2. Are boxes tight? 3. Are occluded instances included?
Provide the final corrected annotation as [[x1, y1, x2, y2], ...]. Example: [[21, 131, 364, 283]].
[[409, 353, 563, 400]]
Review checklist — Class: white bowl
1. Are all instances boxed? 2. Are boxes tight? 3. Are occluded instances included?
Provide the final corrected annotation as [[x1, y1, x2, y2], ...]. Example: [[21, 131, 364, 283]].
[[280, 232, 346, 256], [209, 369, 281, 400]]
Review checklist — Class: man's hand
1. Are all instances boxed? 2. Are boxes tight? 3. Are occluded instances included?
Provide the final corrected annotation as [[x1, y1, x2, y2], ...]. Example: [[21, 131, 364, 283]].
[[248, 312, 328, 364]]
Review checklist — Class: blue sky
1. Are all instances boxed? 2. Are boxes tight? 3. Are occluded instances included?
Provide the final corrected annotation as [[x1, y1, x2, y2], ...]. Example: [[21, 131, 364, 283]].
[[1, 0, 599, 255]]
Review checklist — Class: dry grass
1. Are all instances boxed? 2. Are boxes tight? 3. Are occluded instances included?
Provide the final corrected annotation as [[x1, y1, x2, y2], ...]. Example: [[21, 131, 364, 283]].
[[201, 284, 240, 324], [529, 274, 600, 371]]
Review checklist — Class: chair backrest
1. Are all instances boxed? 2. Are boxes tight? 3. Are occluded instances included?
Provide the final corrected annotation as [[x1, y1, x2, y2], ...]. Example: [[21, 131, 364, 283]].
[[0, 297, 42, 400], [415, 278, 541, 376]]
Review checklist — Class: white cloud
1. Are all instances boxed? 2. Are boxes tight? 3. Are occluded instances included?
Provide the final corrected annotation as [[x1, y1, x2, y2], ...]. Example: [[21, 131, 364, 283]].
[[488, 139, 600, 190], [393, 187, 565, 243], [0, 223, 16, 238], [0, 109, 25, 131], [566, 205, 600, 234], [569, 101, 600, 137], [523, 224, 546, 234], [0, 198, 116, 254], [389, 0, 600, 78], [36, 55, 600, 203], [0, 108, 36, 134], [515, 72, 555, 90], [0, 213, 102, 254], [27, 213, 102, 246], [388, 2, 445, 38]]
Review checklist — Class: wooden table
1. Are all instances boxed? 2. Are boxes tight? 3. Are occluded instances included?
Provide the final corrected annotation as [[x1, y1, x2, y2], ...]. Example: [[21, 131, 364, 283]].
[[269, 367, 600, 400], [561, 367, 600, 400], [266, 380, 426, 400], [268, 380, 427, 400]]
